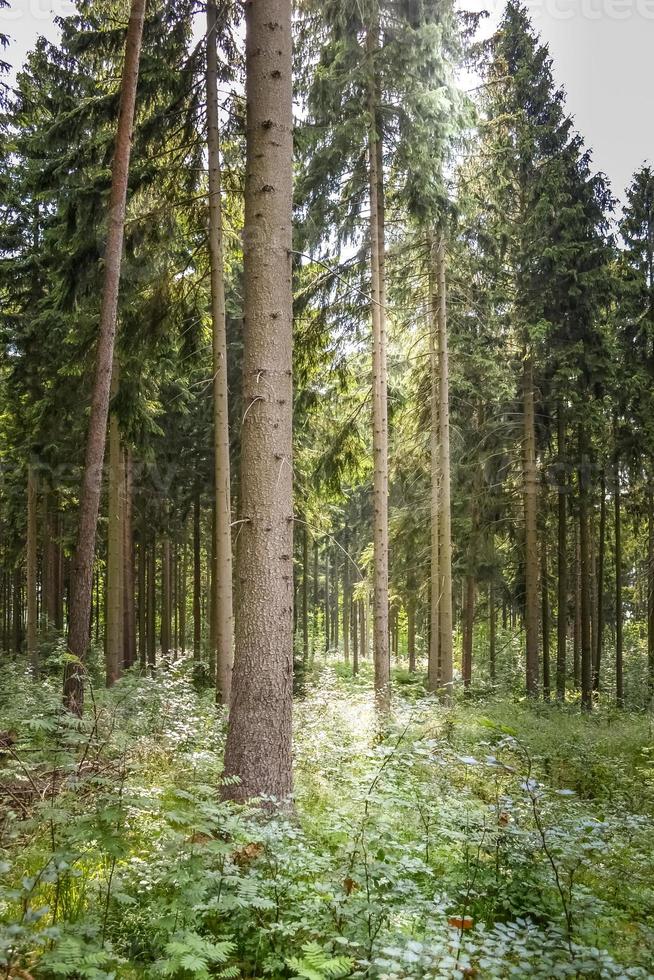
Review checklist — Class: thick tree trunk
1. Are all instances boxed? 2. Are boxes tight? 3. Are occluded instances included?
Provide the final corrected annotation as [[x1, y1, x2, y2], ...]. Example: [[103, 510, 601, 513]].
[[615, 450, 623, 705], [193, 493, 201, 659], [367, 18, 390, 710], [105, 407, 124, 687], [579, 428, 592, 710], [523, 357, 539, 696], [122, 448, 136, 669], [26, 466, 38, 677], [64, 0, 146, 714], [207, 0, 234, 704], [556, 404, 567, 701], [222, 0, 294, 803], [594, 469, 606, 692], [435, 237, 453, 695]]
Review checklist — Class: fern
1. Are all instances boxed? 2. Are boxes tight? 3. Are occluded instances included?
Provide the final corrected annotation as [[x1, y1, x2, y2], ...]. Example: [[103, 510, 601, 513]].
[[286, 942, 353, 980]]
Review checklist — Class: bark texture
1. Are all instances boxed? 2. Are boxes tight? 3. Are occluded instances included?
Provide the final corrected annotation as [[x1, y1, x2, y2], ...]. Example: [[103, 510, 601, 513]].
[[436, 238, 453, 694], [64, 0, 146, 714], [523, 357, 539, 695], [207, 0, 234, 704], [222, 0, 294, 803]]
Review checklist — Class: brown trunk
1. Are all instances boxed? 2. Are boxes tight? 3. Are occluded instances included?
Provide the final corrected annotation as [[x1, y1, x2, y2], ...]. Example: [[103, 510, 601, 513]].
[[407, 589, 416, 673], [594, 469, 606, 692], [222, 0, 294, 802], [161, 536, 171, 659], [180, 537, 187, 656], [435, 237, 453, 694], [105, 405, 124, 687], [360, 598, 368, 661], [615, 448, 623, 705], [138, 531, 146, 669], [312, 537, 318, 662], [367, 17, 390, 710], [541, 528, 550, 700], [207, 0, 234, 704], [147, 539, 156, 671], [428, 242, 440, 693], [351, 596, 359, 676], [193, 493, 201, 659], [574, 524, 581, 690], [648, 483, 654, 696], [64, 0, 146, 714], [26, 466, 38, 676], [122, 448, 136, 669], [342, 547, 350, 665], [462, 573, 475, 690], [302, 525, 310, 663], [556, 403, 567, 701], [489, 579, 496, 682], [523, 357, 539, 695], [324, 548, 330, 651], [579, 428, 592, 710]]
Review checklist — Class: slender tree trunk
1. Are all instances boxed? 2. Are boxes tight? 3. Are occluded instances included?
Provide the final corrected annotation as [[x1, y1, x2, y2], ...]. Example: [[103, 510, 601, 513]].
[[193, 493, 201, 659], [64, 0, 146, 713], [579, 427, 592, 710], [180, 537, 187, 656], [407, 589, 416, 673], [312, 537, 318, 663], [26, 465, 38, 677], [435, 237, 453, 695], [615, 450, 623, 706], [489, 579, 496, 682], [648, 482, 654, 697], [594, 469, 606, 693], [207, 0, 234, 704], [302, 524, 310, 664], [462, 573, 475, 690], [122, 448, 136, 669], [360, 598, 368, 661], [147, 539, 156, 671], [222, 0, 294, 803], [105, 406, 124, 687], [541, 530, 550, 700], [556, 403, 567, 701], [324, 548, 330, 651], [367, 16, 390, 710], [343, 548, 350, 665], [574, 524, 581, 690], [138, 531, 146, 669], [352, 596, 359, 676], [428, 245, 440, 694], [523, 357, 539, 695], [333, 554, 339, 650], [161, 536, 171, 660]]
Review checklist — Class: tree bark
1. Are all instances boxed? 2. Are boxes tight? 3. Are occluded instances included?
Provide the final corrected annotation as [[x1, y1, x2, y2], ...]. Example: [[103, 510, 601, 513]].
[[428, 243, 440, 694], [138, 530, 146, 669], [367, 16, 390, 710], [579, 428, 592, 710], [407, 587, 416, 673], [105, 405, 124, 687], [523, 357, 539, 695], [556, 403, 567, 701], [122, 447, 136, 669], [541, 528, 550, 700], [435, 237, 453, 695], [161, 536, 171, 660], [207, 0, 234, 704], [193, 493, 201, 659], [462, 573, 475, 690], [64, 0, 146, 714], [147, 538, 156, 671], [222, 0, 294, 803], [351, 596, 359, 676], [615, 449, 623, 706], [342, 546, 350, 665], [26, 465, 38, 677], [302, 524, 310, 664], [648, 482, 654, 697], [594, 469, 606, 692], [574, 524, 581, 690], [489, 579, 496, 682]]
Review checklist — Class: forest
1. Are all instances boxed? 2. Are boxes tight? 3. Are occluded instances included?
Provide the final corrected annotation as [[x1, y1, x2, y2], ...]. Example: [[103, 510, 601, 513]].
[[0, 0, 653, 976]]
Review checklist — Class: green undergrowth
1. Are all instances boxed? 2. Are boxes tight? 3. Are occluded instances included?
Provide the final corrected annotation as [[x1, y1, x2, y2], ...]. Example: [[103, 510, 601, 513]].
[[0, 657, 652, 978]]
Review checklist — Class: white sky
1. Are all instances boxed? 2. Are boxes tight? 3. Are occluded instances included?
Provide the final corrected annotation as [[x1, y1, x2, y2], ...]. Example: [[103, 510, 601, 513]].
[[2, 0, 652, 201]]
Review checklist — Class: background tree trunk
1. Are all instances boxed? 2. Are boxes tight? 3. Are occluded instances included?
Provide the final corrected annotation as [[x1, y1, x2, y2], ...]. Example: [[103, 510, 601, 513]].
[[428, 239, 440, 693], [523, 357, 540, 695], [122, 448, 136, 669], [105, 408, 124, 687], [615, 451, 623, 705], [26, 465, 38, 676], [594, 469, 606, 692], [207, 0, 234, 705], [436, 237, 453, 695], [222, 0, 294, 803], [556, 404, 567, 700], [64, 0, 146, 714]]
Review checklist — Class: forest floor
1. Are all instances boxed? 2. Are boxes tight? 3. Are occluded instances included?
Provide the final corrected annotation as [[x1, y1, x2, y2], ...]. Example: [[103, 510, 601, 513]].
[[0, 655, 653, 978]]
